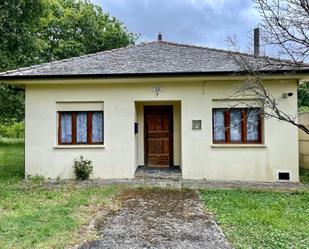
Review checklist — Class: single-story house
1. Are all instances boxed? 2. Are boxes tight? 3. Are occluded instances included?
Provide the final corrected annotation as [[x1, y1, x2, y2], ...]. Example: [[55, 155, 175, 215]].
[[1, 35, 309, 182]]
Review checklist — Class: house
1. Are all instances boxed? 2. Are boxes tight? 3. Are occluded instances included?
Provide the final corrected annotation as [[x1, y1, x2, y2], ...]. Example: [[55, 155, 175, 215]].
[[1, 34, 309, 182]]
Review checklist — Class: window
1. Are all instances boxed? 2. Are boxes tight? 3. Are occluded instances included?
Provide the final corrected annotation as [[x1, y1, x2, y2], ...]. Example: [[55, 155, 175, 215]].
[[58, 111, 104, 145], [213, 108, 262, 144]]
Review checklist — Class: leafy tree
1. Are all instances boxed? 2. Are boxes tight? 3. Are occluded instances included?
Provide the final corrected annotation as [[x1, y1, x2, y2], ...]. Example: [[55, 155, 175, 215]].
[[0, 0, 44, 126], [38, 0, 136, 61], [298, 82, 309, 111], [0, 0, 46, 70], [0, 0, 136, 125], [0, 85, 24, 124]]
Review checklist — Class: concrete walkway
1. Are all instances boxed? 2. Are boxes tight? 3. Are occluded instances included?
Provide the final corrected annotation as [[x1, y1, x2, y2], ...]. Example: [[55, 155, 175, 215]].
[[79, 189, 231, 249]]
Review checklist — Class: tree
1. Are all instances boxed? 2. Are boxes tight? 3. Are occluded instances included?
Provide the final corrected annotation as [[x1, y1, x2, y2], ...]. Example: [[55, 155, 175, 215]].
[[0, 0, 136, 71], [0, 0, 45, 125], [226, 52, 309, 134], [226, 0, 309, 134], [0, 0, 46, 70], [0, 85, 24, 124], [0, 0, 136, 124], [298, 82, 309, 110], [256, 0, 309, 63], [38, 0, 136, 62]]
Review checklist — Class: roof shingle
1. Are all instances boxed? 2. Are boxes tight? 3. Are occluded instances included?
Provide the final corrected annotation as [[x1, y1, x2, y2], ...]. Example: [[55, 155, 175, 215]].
[[0, 40, 308, 77]]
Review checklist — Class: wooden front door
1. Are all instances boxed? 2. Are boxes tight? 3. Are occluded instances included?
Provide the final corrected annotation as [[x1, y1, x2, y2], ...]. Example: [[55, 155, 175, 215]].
[[144, 106, 173, 167]]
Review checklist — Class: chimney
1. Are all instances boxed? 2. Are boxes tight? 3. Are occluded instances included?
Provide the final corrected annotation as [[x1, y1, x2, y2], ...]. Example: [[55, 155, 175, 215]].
[[254, 28, 260, 56], [158, 32, 162, 41]]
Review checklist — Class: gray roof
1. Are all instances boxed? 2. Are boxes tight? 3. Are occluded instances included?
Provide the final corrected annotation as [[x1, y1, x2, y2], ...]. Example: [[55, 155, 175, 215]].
[[1, 40, 308, 78]]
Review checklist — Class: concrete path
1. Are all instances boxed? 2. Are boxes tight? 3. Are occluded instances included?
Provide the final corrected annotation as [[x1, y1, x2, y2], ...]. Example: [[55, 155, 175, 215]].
[[79, 188, 231, 249], [46, 178, 303, 192]]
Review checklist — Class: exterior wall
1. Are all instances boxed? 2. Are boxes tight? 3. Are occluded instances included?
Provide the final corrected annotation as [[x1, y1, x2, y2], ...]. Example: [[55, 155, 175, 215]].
[[299, 112, 309, 169], [25, 79, 299, 182]]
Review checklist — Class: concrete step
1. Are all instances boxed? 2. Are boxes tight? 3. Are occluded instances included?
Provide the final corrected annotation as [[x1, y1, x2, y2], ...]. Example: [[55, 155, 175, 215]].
[[134, 166, 183, 180]]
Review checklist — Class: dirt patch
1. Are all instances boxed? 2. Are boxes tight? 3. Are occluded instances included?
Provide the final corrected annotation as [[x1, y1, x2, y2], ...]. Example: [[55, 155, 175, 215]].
[[79, 188, 231, 249]]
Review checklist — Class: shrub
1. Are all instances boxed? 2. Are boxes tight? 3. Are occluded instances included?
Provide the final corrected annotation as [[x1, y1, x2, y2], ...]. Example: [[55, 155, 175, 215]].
[[0, 121, 24, 138], [73, 155, 93, 180], [299, 106, 309, 113], [27, 174, 45, 184]]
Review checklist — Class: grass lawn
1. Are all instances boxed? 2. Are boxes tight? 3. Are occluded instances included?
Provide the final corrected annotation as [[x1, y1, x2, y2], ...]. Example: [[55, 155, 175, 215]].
[[0, 139, 116, 249], [1, 138, 309, 248], [201, 189, 309, 248], [0, 138, 25, 180]]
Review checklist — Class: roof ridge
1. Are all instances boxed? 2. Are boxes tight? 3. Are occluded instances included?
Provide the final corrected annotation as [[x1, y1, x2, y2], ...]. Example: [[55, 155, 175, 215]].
[[0, 41, 156, 76]]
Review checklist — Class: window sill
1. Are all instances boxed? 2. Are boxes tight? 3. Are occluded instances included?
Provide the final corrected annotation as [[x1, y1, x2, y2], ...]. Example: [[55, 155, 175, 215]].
[[54, 144, 106, 149], [211, 144, 267, 148]]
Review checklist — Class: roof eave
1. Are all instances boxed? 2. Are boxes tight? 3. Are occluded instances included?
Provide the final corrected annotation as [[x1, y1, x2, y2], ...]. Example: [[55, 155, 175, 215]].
[[1, 70, 309, 86]]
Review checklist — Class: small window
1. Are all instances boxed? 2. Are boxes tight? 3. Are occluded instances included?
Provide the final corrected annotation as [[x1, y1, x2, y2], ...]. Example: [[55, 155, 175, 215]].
[[58, 111, 104, 145], [213, 108, 262, 144]]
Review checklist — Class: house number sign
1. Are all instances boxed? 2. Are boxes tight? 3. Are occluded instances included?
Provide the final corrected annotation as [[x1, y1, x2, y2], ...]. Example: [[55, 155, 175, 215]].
[[152, 87, 162, 95]]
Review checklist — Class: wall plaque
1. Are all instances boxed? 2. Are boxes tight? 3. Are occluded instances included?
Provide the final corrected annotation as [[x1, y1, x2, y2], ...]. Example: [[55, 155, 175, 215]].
[[192, 120, 202, 130]]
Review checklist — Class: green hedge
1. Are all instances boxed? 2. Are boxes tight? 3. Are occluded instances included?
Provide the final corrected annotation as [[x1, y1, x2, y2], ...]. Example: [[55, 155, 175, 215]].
[[0, 121, 24, 138], [299, 106, 309, 113]]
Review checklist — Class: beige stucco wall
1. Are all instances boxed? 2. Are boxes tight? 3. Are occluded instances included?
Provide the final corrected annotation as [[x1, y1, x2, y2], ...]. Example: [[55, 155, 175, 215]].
[[299, 112, 309, 169], [24, 79, 299, 182]]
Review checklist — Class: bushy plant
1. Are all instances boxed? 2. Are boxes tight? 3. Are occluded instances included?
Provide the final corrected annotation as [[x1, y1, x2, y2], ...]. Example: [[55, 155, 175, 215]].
[[27, 174, 45, 184], [0, 121, 24, 138], [299, 106, 309, 113], [73, 155, 93, 180]]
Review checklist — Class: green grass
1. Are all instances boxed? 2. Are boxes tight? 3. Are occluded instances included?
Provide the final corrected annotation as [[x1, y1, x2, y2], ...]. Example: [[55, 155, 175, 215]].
[[2, 138, 309, 248], [300, 167, 309, 184], [0, 138, 24, 180], [0, 139, 116, 249], [201, 189, 309, 249]]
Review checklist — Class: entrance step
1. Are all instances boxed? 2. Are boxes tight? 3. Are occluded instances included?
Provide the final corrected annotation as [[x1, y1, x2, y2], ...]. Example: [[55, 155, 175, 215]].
[[134, 166, 182, 180]]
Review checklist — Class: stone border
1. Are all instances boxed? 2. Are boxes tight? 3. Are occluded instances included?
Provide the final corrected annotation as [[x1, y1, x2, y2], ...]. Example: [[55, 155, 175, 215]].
[[40, 178, 308, 191]]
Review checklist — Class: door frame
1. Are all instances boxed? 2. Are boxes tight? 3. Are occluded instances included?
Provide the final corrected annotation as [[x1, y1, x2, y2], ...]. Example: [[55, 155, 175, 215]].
[[144, 105, 174, 167]]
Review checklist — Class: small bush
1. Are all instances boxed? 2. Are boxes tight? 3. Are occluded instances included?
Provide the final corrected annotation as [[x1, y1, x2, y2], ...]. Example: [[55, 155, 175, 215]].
[[299, 106, 309, 113], [0, 121, 24, 138], [73, 155, 93, 180], [55, 175, 62, 183], [27, 174, 45, 184]]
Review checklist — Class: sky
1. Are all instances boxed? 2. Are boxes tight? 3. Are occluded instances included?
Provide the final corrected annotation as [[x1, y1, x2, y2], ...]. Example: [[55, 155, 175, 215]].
[[92, 0, 260, 52]]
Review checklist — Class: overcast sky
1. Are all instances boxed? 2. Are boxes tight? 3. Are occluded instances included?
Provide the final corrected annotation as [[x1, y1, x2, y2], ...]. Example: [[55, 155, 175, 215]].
[[92, 0, 260, 52]]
